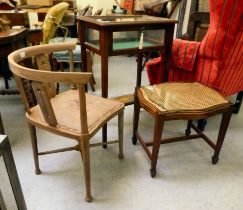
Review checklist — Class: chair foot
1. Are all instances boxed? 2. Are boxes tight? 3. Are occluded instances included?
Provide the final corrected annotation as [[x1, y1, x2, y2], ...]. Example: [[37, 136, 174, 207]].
[[35, 169, 41, 175], [212, 156, 219, 165], [85, 195, 93, 202], [118, 154, 124, 159], [150, 169, 156, 177], [132, 135, 137, 145]]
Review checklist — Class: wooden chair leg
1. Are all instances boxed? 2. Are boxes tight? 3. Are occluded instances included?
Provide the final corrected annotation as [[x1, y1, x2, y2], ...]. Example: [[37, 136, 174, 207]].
[[80, 138, 92, 202], [118, 111, 124, 159], [212, 108, 232, 164], [150, 116, 164, 177], [132, 90, 140, 145], [28, 123, 41, 175]]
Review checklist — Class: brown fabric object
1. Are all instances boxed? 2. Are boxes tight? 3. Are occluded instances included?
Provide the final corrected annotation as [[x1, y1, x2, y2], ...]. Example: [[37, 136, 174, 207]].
[[0, 15, 11, 31]]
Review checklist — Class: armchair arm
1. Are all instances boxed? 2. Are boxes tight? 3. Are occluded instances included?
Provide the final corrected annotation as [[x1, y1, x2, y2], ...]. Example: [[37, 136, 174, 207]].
[[146, 38, 200, 84]]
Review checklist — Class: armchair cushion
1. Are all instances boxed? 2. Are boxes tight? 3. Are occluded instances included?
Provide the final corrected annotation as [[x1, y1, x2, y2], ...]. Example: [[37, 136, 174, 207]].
[[146, 38, 200, 84], [172, 39, 200, 71]]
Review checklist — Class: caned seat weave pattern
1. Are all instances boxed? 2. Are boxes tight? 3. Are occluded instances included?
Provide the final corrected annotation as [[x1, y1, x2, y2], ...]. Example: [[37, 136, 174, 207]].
[[140, 82, 229, 112]]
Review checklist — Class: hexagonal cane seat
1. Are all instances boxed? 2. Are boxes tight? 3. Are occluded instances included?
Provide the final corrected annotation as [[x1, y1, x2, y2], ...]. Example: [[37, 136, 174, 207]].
[[139, 82, 229, 113]]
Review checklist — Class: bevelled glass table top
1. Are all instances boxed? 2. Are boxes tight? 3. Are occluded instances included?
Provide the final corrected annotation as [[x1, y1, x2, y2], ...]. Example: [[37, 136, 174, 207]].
[[77, 15, 177, 26]]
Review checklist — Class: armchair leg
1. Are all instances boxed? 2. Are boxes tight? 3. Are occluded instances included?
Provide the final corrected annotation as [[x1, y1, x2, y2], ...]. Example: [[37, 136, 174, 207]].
[[132, 90, 140, 145], [28, 123, 41, 175], [233, 91, 243, 114], [185, 120, 193, 136], [150, 117, 164, 177], [212, 109, 232, 164], [102, 125, 107, 149], [118, 111, 124, 159], [80, 139, 92, 202], [197, 119, 207, 131]]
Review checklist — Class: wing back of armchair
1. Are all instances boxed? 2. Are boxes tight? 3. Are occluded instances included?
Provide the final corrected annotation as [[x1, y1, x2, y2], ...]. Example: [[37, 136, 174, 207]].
[[193, 0, 242, 92], [146, 0, 243, 97]]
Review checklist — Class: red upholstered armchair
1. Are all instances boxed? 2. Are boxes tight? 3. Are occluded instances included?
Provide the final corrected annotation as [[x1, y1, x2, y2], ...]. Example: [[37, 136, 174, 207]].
[[132, 0, 242, 177], [146, 0, 243, 99]]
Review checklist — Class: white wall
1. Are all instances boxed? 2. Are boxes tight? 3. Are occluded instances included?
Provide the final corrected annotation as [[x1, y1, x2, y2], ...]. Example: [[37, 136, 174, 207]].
[[76, 0, 115, 15], [75, 0, 192, 35], [182, 0, 192, 35], [28, 0, 192, 36]]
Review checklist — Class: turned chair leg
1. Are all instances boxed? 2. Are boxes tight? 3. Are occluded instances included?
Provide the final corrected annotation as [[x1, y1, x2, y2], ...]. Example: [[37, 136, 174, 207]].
[[132, 91, 140, 145], [212, 109, 232, 164], [80, 138, 92, 202], [118, 111, 124, 159], [28, 123, 41, 175], [150, 117, 164, 177]]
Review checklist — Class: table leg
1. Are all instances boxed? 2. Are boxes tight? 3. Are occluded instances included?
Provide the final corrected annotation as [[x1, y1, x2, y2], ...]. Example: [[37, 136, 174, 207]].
[[101, 55, 108, 98], [0, 58, 10, 89], [101, 55, 108, 148], [0, 113, 5, 135], [136, 53, 143, 87], [163, 25, 175, 82], [81, 46, 88, 91]]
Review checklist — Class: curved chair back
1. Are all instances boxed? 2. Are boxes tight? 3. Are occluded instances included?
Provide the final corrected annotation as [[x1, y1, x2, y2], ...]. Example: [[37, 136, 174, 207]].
[[8, 42, 91, 128]]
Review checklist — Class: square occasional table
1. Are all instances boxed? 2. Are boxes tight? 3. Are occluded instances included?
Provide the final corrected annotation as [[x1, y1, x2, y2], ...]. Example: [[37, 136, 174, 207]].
[[77, 15, 176, 100], [0, 28, 28, 95], [77, 15, 176, 144]]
